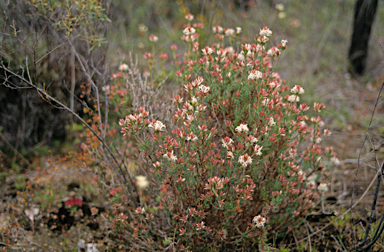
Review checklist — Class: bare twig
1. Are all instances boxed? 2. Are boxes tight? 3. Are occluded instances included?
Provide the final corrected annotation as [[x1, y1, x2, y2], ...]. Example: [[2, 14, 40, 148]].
[[0, 132, 30, 166], [352, 81, 384, 247]]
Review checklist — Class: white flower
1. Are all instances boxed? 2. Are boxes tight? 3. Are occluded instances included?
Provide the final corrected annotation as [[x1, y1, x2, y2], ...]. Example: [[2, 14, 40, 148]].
[[259, 27, 272, 37], [213, 25, 223, 33], [199, 85, 210, 93], [268, 117, 276, 126], [288, 95, 299, 102], [196, 221, 205, 231], [254, 145, 263, 156], [186, 133, 198, 142], [297, 169, 306, 179], [248, 70, 263, 80], [291, 85, 305, 94], [221, 137, 234, 149], [243, 43, 251, 51], [252, 215, 266, 228], [247, 135, 258, 144], [278, 12, 286, 19], [239, 154, 252, 167], [262, 98, 270, 106], [227, 151, 234, 159], [236, 27, 242, 34], [163, 151, 177, 162], [202, 47, 213, 55], [183, 27, 196, 36], [298, 121, 307, 127], [331, 157, 340, 165], [235, 123, 249, 133], [102, 85, 111, 93], [186, 114, 195, 122], [191, 96, 198, 105], [136, 175, 149, 189], [192, 76, 204, 86], [148, 120, 166, 132], [149, 34, 158, 42], [237, 52, 245, 61], [225, 28, 235, 36], [318, 183, 329, 192], [25, 207, 39, 222], [119, 64, 128, 71], [267, 47, 280, 56], [135, 207, 146, 214], [275, 4, 284, 11], [324, 129, 332, 136], [307, 180, 316, 189], [281, 39, 288, 47]]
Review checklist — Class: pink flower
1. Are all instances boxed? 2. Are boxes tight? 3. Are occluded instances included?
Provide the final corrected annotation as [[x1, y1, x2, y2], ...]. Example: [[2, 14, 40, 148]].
[[135, 207, 145, 214], [185, 13, 194, 21], [163, 151, 177, 162], [179, 228, 186, 235], [291, 85, 305, 94], [254, 145, 263, 156], [173, 95, 183, 103], [239, 154, 252, 167], [259, 26, 272, 37], [212, 25, 223, 33], [314, 102, 325, 112], [225, 28, 235, 36], [300, 103, 310, 111], [221, 137, 234, 149], [64, 197, 83, 207], [196, 221, 205, 231], [267, 46, 280, 56], [149, 34, 158, 42], [324, 129, 332, 136], [202, 46, 213, 55], [186, 132, 198, 142]]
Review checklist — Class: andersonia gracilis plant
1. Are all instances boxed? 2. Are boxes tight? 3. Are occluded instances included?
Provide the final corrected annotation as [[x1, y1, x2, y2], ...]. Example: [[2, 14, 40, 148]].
[[112, 14, 336, 251]]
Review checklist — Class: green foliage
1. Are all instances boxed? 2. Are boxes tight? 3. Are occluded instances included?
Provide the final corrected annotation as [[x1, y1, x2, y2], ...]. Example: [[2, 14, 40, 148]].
[[27, 0, 110, 47], [0, 172, 10, 182], [14, 174, 27, 190]]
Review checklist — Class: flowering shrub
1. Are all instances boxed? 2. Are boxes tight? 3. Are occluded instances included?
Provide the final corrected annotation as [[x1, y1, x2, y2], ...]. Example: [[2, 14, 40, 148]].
[[113, 15, 336, 251]]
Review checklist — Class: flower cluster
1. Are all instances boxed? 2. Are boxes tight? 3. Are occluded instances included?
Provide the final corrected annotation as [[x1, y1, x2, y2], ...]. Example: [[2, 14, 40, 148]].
[[63, 197, 83, 207]]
